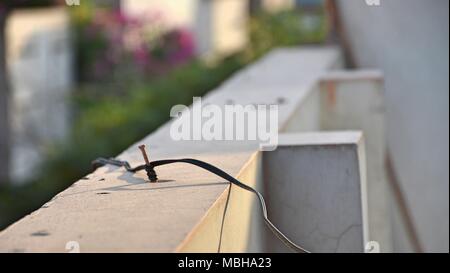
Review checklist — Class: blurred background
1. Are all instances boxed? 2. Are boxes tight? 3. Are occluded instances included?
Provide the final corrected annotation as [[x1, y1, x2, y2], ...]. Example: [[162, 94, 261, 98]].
[[0, 0, 448, 252]]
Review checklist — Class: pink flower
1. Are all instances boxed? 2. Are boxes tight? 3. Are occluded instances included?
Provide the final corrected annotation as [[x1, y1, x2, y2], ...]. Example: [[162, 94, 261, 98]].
[[167, 29, 195, 64], [81, 7, 197, 80], [177, 29, 195, 51]]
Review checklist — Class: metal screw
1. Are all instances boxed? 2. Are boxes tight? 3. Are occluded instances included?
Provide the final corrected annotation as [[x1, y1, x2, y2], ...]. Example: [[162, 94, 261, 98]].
[[138, 144, 150, 165]]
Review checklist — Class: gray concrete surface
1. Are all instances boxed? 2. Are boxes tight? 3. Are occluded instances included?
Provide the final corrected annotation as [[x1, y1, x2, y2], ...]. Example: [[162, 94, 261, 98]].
[[262, 132, 369, 253]]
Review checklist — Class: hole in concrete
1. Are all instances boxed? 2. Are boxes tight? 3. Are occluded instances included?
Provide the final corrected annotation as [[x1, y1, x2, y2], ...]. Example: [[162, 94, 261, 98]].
[[98, 178, 105, 181], [151, 179, 174, 183], [96, 192, 111, 195], [10, 249, 26, 253], [277, 97, 287, 104], [31, 230, 50, 237]]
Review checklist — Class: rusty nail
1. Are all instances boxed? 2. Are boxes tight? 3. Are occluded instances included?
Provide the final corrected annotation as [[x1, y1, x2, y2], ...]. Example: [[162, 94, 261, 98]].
[[138, 144, 150, 165]]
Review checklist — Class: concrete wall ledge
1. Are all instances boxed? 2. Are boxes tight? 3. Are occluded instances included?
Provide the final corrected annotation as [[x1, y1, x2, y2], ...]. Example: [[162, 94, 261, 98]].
[[0, 47, 378, 253]]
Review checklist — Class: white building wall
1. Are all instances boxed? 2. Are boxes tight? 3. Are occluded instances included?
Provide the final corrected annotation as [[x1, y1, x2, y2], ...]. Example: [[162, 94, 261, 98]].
[[337, 0, 449, 252], [6, 8, 73, 183]]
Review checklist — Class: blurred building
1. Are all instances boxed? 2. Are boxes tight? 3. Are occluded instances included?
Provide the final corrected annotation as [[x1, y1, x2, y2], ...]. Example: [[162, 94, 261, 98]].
[[122, 0, 249, 58], [337, 0, 449, 252], [6, 7, 73, 183]]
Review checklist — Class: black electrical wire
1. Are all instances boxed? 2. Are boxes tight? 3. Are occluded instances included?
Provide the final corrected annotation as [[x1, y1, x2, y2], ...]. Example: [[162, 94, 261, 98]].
[[92, 157, 310, 253]]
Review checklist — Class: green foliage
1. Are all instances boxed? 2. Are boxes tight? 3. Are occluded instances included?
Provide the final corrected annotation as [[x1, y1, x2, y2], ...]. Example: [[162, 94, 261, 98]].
[[0, 9, 327, 229], [243, 10, 327, 60]]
